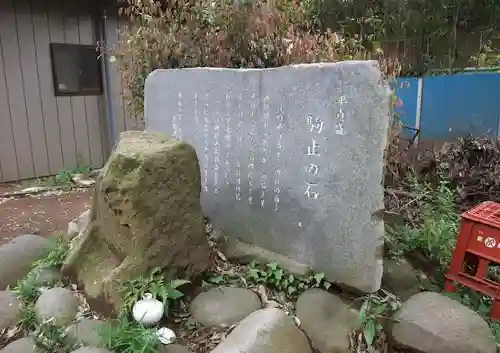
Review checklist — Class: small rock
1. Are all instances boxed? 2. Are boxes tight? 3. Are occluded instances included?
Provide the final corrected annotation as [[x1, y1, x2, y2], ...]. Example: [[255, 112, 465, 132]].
[[70, 348, 113, 353], [0, 291, 21, 332], [67, 319, 105, 347], [296, 288, 358, 353], [390, 291, 496, 353], [26, 266, 61, 287], [72, 174, 96, 187], [35, 287, 79, 325], [382, 259, 420, 300], [0, 337, 36, 353], [160, 344, 190, 353], [0, 234, 51, 290], [211, 308, 312, 353], [190, 286, 261, 328], [67, 210, 91, 241]]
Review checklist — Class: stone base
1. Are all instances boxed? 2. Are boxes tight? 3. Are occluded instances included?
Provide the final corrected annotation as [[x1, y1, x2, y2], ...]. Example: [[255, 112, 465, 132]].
[[62, 131, 211, 313], [222, 237, 311, 277]]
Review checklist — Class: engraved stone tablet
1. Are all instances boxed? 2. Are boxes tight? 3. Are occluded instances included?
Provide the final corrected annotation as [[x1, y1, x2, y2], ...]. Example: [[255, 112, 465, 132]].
[[144, 62, 391, 292]]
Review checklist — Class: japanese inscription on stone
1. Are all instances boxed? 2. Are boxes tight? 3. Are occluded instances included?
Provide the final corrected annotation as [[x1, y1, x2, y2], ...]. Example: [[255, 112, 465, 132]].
[[145, 62, 391, 292]]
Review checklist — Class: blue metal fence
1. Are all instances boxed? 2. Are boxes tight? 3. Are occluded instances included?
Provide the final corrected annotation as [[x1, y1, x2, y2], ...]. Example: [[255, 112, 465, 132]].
[[394, 71, 500, 142]]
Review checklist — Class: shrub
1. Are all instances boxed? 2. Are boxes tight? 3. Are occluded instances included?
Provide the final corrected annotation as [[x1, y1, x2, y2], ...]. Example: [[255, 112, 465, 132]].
[[113, 0, 374, 119], [385, 174, 459, 269]]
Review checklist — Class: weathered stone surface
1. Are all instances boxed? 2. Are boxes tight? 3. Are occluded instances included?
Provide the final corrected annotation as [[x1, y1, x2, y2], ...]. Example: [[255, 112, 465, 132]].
[[296, 288, 358, 353], [70, 348, 113, 353], [145, 62, 391, 292], [390, 292, 496, 353], [0, 291, 21, 332], [190, 286, 261, 328], [211, 308, 312, 353], [67, 319, 105, 347], [160, 344, 191, 353], [35, 287, 79, 325], [0, 337, 36, 353], [62, 131, 211, 312], [0, 234, 51, 290], [68, 210, 91, 241], [382, 259, 420, 300], [26, 266, 61, 287], [222, 237, 311, 276]]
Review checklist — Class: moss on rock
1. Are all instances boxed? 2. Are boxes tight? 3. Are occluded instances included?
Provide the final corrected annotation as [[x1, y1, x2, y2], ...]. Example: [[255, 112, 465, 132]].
[[62, 131, 210, 313]]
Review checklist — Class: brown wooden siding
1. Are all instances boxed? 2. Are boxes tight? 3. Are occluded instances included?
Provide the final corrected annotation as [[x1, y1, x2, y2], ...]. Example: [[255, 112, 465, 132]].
[[0, 0, 108, 182]]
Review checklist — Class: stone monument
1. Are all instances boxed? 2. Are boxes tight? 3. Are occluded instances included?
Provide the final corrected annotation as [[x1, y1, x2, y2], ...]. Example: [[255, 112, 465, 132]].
[[63, 131, 210, 312], [144, 62, 391, 292]]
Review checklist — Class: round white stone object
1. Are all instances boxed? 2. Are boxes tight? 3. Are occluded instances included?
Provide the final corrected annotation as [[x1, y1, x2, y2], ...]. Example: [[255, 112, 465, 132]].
[[157, 327, 176, 344], [132, 293, 164, 326]]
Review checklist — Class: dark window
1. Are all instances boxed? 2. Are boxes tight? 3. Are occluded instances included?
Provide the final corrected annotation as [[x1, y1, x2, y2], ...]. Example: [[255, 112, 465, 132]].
[[50, 43, 102, 96]]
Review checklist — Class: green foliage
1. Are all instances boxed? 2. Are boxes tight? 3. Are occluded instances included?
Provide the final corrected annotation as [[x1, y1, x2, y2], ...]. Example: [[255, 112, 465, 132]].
[[444, 287, 492, 317], [12, 236, 66, 312], [32, 319, 81, 353], [34, 236, 70, 269], [356, 294, 400, 347], [304, 0, 500, 71], [385, 174, 459, 269], [54, 164, 91, 185], [98, 316, 161, 353], [246, 261, 331, 296], [17, 304, 37, 332], [120, 267, 190, 317], [206, 261, 332, 298], [12, 276, 42, 306]]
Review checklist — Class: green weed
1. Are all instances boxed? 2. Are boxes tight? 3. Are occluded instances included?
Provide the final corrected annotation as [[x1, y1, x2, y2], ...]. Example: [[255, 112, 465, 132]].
[[245, 261, 331, 297], [17, 304, 37, 332], [386, 174, 459, 269], [54, 163, 91, 186], [33, 319, 81, 353], [205, 261, 332, 298], [11, 276, 41, 305], [18, 163, 91, 188], [120, 267, 190, 318], [356, 295, 400, 348], [33, 236, 70, 269], [98, 316, 160, 353], [12, 236, 66, 307]]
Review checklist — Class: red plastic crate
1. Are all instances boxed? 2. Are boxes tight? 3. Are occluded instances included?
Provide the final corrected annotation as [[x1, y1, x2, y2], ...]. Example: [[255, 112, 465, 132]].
[[444, 201, 500, 320]]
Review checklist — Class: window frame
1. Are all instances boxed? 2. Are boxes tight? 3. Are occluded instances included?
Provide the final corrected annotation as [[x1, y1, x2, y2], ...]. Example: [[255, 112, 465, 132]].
[[50, 42, 103, 97]]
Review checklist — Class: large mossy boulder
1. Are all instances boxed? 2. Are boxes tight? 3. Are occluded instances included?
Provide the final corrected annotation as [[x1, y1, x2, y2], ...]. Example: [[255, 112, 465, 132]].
[[62, 131, 211, 313]]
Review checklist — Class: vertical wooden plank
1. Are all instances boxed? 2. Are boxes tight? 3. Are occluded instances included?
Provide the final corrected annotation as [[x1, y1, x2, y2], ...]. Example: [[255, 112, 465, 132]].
[[106, 16, 126, 136], [97, 88, 110, 160], [117, 18, 138, 131], [31, 0, 64, 174], [79, 10, 104, 169], [0, 25, 19, 182], [16, 0, 50, 177], [64, 1, 91, 167], [0, 0, 35, 180], [48, 0, 77, 169]]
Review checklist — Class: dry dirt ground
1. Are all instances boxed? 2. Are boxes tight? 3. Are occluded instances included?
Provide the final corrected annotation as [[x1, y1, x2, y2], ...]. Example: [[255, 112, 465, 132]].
[[0, 183, 91, 246]]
